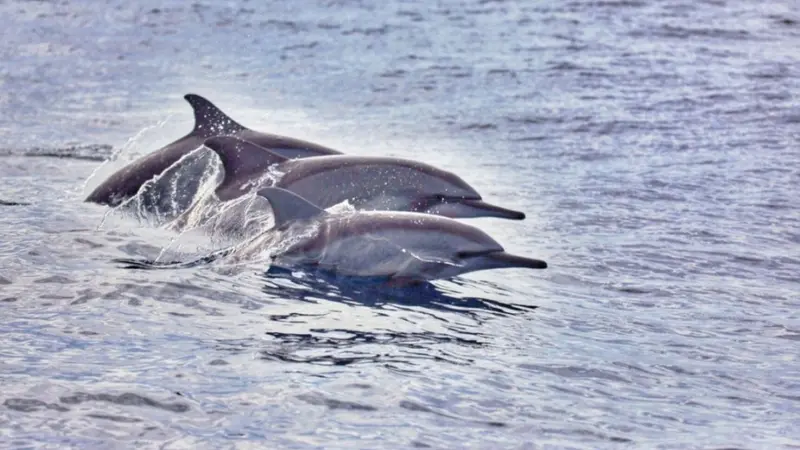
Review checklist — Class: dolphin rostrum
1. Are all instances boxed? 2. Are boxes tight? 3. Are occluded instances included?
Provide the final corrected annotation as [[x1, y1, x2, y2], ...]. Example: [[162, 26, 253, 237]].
[[203, 136, 526, 220], [85, 93, 342, 207], [245, 187, 547, 283]]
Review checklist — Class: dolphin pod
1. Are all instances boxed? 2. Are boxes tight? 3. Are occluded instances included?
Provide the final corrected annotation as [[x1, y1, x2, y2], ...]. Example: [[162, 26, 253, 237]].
[[87, 93, 547, 282]]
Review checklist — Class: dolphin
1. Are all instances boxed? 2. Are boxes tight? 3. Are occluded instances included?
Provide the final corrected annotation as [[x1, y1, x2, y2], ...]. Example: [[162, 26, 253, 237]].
[[203, 136, 526, 220], [245, 187, 547, 283], [85, 93, 342, 207]]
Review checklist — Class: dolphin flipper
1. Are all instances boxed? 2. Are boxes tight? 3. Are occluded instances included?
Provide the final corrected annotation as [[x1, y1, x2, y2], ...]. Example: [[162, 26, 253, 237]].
[[256, 187, 327, 227], [184, 94, 246, 135]]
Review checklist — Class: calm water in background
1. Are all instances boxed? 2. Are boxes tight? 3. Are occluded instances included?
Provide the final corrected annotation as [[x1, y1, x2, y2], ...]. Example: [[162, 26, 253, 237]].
[[1, 0, 799, 448]]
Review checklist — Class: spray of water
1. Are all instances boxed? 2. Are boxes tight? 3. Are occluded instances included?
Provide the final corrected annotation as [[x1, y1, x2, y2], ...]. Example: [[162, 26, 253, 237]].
[[82, 114, 176, 196], [166, 160, 287, 241]]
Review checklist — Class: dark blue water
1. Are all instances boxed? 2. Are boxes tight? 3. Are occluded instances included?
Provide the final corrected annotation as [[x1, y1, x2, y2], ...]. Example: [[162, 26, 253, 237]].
[[2, 0, 799, 448]]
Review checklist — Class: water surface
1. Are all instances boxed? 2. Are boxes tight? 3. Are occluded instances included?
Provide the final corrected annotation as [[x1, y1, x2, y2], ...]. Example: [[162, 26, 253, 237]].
[[1, 0, 799, 448]]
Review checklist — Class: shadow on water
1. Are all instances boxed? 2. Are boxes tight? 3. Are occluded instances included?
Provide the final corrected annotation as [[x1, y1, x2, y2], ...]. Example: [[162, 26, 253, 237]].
[[0, 144, 113, 161], [3, 392, 191, 425], [114, 255, 539, 320], [0, 200, 30, 206], [115, 257, 540, 370], [231, 266, 540, 369], [259, 265, 539, 317]]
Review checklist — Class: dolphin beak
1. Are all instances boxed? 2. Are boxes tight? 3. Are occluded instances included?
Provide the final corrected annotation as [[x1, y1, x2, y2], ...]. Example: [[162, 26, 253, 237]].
[[481, 251, 548, 269], [460, 199, 526, 220]]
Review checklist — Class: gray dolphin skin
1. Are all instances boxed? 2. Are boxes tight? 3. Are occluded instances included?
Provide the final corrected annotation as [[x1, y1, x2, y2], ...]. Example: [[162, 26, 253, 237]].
[[205, 136, 526, 220], [85, 93, 341, 207], [251, 187, 546, 282]]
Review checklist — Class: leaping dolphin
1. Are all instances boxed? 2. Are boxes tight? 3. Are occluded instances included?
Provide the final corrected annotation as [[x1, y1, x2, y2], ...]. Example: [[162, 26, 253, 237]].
[[85, 93, 342, 207], [203, 136, 526, 220], [249, 187, 547, 283]]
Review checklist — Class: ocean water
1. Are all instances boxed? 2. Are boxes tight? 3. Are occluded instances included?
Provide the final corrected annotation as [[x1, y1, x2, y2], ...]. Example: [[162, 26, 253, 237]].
[[1, 0, 799, 448]]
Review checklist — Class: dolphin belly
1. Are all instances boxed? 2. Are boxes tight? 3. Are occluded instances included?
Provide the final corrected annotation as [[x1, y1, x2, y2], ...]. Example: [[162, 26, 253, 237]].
[[277, 234, 416, 277], [274, 223, 473, 280]]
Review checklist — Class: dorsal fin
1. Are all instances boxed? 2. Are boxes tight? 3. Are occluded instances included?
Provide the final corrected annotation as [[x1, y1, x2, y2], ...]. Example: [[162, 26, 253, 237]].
[[256, 187, 327, 228], [203, 136, 289, 201], [184, 93, 246, 136]]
